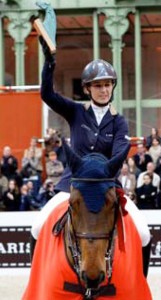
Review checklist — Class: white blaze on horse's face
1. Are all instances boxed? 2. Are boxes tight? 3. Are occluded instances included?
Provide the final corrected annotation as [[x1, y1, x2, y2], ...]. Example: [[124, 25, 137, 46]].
[[68, 186, 117, 289]]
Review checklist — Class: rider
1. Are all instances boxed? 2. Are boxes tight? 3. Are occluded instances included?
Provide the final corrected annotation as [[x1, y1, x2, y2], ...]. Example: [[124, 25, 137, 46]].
[[31, 37, 151, 276], [39, 36, 129, 194]]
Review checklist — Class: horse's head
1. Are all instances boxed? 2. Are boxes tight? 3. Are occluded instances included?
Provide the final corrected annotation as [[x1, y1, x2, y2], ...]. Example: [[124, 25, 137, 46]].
[[63, 141, 130, 289]]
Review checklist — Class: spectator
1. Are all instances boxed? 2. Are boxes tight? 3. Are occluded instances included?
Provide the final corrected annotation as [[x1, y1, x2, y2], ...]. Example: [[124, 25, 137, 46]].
[[126, 191, 137, 204], [0, 146, 21, 186], [43, 128, 67, 167], [23, 137, 43, 178], [146, 127, 161, 150], [22, 138, 43, 195], [19, 182, 39, 211], [126, 156, 141, 179], [21, 148, 40, 179], [118, 162, 136, 196], [26, 180, 39, 209], [155, 155, 161, 177], [26, 180, 37, 198], [36, 179, 55, 208], [0, 165, 8, 204], [136, 173, 158, 209], [148, 137, 161, 166], [45, 151, 64, 186], [133, 143, 152, 172], [19, 184, 31, 211], [3, 179, 20, 211], [44, 128, 60, 158], [53, 137, 67, 168], [137, 161, 160, 192]]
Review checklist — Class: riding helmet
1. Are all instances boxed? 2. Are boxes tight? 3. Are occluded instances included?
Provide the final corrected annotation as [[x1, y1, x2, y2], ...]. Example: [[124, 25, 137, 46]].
[[81, 59, 117, 87]]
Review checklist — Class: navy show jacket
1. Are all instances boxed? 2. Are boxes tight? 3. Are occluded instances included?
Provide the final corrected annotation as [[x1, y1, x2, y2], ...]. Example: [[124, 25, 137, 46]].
[[41, 62, 130, 192]]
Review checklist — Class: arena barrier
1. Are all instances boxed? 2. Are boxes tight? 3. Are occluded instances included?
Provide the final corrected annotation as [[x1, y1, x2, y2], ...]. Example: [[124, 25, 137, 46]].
[[0, 210, 160, 275]]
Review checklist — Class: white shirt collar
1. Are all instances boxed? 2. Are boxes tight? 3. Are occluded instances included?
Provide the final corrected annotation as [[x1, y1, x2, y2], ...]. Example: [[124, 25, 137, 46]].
[[91, 103, 109, 125]]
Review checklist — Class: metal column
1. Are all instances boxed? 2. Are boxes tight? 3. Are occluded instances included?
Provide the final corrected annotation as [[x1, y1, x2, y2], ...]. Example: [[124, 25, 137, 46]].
[[0, 16, 4, 85], [102, 8, 130, 114], [14, 42, 25, 85], [135, 10, 142, 136], [93, 10, 100, 59]]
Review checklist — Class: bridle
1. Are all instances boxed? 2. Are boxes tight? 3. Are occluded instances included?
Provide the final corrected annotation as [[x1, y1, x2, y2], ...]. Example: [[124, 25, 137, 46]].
[[65, 177, 119, 299], [53, 177, 118, 299], [66, 204, 117, 275]]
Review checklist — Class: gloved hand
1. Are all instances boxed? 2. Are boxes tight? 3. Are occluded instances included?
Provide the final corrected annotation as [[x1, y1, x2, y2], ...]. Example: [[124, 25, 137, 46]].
[[39, 36, 55, 65]]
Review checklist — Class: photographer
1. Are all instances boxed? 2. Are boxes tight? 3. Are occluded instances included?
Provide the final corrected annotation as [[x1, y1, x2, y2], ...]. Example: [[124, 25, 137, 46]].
[[36, 179, 55, 209]]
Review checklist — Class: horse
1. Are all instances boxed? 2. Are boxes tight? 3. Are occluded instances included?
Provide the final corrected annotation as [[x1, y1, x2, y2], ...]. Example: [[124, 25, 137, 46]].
[[22, 142, 152, 300]]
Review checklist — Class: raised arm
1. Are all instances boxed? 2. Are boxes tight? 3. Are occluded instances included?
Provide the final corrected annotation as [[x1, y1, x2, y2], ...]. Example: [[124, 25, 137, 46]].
[[39, 37, 77, 122]]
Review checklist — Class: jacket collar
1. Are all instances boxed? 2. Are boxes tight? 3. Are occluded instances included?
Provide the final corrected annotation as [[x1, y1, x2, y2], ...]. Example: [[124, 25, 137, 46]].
[[84, 102, 117, 128]]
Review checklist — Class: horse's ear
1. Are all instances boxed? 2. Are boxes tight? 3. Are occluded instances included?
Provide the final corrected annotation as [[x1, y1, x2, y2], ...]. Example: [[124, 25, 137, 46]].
[[62, 138, 82, 174], [108, 144, 130, 177]]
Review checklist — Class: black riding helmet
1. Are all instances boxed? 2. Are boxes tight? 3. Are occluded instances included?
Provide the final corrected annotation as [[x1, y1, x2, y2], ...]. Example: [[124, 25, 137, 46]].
[[81, 59, 117, 102]]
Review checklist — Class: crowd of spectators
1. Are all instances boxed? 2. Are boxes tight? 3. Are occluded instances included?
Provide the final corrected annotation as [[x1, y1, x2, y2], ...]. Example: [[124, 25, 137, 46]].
[[119, 127, 161, 209], [0, 129, 67, 211], [0, 126, 161, 211]]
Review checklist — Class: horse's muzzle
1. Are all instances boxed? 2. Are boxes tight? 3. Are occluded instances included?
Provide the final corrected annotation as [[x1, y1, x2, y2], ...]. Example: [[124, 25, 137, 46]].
[[81, 270, 105, 289]]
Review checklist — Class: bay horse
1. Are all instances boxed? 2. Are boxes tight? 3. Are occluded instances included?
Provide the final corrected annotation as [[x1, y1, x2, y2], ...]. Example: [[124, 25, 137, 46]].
[[22, 142, 152, 300]]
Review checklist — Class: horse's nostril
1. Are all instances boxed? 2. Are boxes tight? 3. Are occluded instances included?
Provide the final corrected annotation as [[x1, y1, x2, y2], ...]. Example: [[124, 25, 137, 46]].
[[81, 270, 105, 288], [82, 271, 87, 282], [99, 271, 105, 283]]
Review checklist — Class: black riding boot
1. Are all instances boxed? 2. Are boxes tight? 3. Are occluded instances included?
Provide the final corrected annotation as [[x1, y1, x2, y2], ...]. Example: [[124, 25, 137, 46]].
[[142, 238, 152, 277], [30, 234, 37, 262]]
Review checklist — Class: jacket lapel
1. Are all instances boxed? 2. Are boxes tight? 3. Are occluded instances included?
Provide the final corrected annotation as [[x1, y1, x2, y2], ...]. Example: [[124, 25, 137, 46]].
[[86, 105, 98, 127], [99, 109, 114, 129]]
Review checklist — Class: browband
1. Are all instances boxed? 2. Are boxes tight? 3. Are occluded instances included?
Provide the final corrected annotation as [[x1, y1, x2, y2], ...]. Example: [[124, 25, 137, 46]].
[[71, 177, 116, 182]]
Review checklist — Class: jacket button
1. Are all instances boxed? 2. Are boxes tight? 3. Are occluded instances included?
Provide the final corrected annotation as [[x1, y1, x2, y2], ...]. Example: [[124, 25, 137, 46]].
[[91, 146, 94, 150], [95, 133, 98, 136]]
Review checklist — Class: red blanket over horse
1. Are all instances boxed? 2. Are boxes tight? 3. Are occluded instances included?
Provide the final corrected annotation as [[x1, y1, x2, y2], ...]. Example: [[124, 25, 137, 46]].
[[22, 198, 152, 300]]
